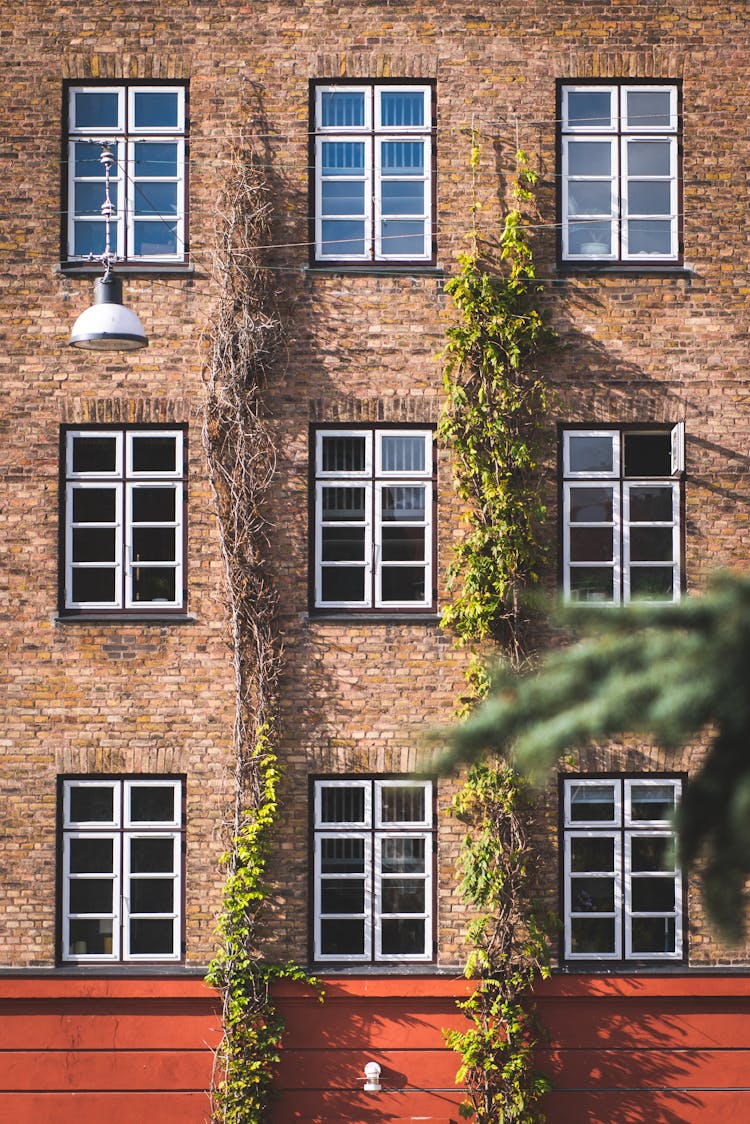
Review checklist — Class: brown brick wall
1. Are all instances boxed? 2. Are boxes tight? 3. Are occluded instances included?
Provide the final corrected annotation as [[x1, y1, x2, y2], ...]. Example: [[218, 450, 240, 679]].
[[1, 0, 748, 971]]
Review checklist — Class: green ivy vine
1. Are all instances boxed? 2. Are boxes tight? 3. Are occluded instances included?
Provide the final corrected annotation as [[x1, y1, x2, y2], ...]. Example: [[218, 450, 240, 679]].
[[440, 147, 554, 1122]]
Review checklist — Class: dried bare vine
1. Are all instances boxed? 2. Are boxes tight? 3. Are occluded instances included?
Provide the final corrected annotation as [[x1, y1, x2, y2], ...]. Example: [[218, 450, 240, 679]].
[[202, 147, 306, 1123]]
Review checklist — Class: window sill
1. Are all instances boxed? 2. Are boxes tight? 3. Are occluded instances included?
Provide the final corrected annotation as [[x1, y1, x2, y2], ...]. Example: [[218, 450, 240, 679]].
[[554, 263, 695, 278], [304, 612, 442, 624], [304, 264, 445, 279], [556, 961, 688, 974], [53, 613, 197, 625], [56, 262, 197, 278]]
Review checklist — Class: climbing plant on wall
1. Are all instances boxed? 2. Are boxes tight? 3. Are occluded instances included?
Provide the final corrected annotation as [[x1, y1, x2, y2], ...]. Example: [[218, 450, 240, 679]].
[[440, 144, 554, 1122], [203, 147, 318, 1124]]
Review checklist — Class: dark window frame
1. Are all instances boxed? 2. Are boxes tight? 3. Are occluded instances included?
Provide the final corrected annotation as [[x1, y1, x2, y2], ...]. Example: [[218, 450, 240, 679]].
[[56, 774, 186, 965], [308, 78, 438, 269], [308, 774, 438, 966], [58, 423, 189, 618], [308, 423, 438, 615], [558, 422, 685, 605], [556, 78, 683, 268], [60, 78, 190, 269]]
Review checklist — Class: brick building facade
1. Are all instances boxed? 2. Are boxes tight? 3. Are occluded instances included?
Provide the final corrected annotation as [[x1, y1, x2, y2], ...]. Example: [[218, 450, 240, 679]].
[[1, 2, 749, 1121]]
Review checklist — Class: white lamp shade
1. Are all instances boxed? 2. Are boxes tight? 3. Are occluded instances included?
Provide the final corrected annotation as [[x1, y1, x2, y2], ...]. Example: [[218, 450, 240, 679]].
[[69, 276, 148, 351]]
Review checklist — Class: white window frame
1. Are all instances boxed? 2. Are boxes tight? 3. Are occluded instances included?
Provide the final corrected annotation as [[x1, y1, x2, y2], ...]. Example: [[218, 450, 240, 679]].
[[312, 778, 434, 964], [313, 428, 433, 611], [560, 83, 679, 263], [66, 83, 186, 263], [561, 427, 683, 605], [63, 428, 185, 613], [61, 778, 182, 963], [313, 83, 433, 263], [562, 776, 683, 963]]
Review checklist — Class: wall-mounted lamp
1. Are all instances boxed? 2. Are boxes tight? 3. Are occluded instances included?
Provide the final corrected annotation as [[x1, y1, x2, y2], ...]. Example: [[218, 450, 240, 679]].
[[68, 144, 148, 351], [363, 1061, 382, 1093]]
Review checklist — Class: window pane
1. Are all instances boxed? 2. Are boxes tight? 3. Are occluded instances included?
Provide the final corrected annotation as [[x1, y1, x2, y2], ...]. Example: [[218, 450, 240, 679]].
[[629, 567, 674, 601], [130, 785, 176, 823], [624, 433, 671, 476], [321, 91, 365, 128], [74, 141, 112, 179], [570, 527, 614, 563], [321, 837, 365, 874], [74, 91, 120, 129], [567, 141, 612, 176], [381, 435, 426, 472], [132, 527, 176, 562], [130, 878, 174, 913], [380, 91, 425, 127], [72, 568, 116, 603], [69, 918, 113, 955], [69, 837, 114, 873], [321, 881, 365, 913], [631, 835, 674, 872], [571, 916, 615, 954], [381, 141, 424, 175], [69, 878, 114, 914], [130, 837, 175, 873], [321, 141, 364, 175], [380, 786, 425, 824], [322, 526, 365, 563], [75, 181, 118, 216], [382, 878, 425, 913], [132, 568, 176, 603], [322, 180, 365, 216], [628, 181, 671, 215], [72, 436, 118, 474], [321, 437, 366, 473], [626, 90, 672, 129], [630, 783, 677, 821], [72, 488, 116, 522], [133, 91, 179, 129], [134, 141, 178, 180], [627, 219, 672, 256], [74, 221, 108, 258], [381, 917, 425, 955], [567, 221, 613, 256], [131, 435, 178, 473], [382, 486, 425, 521], [320, 918, 364, 955], [321, 567, 365, 602], [320, 219, 365, 256], [631, 876, 675, 912], [382, 527, 425, 561], [381, 180, 425, 215], [569, 783, 616, 822], [570, 835, 615, 872], [567, 91, 612, 129], [69, 785, 115, 823], [380, 219, 424, 256], [132, 488, 177, 524], [627, 140, 671, 176], [129, 918, 174, 955], [630, 527, 674, 562], [381, 565, 425, 602], [72, 527, 116, 563], [322, 488, 365, 523], [629, 485, 674, 521], [133, 182, 178, 217], [568, 435, 615, 474], [381, 837, 426, 874], [320, 786, 365, 824], [569, 567, 615, 603], [133, 221, 178, 257], [570, 471, 615, 514], [568, 181, 612, 216], [570, 876, 615, 912], [631, 916, 675, 954]]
